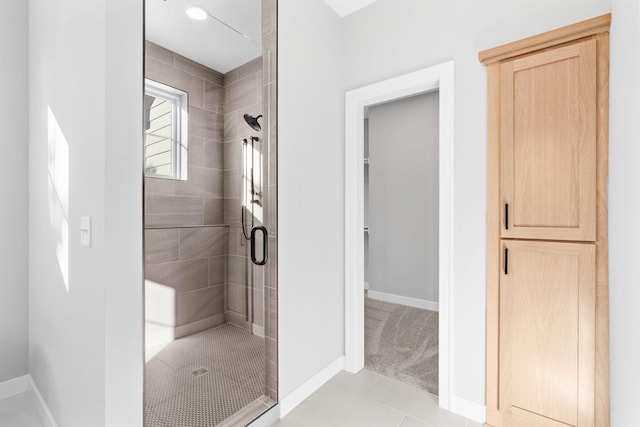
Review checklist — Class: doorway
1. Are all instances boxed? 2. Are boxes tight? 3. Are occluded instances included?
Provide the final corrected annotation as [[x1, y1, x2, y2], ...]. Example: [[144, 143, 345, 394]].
[[364, 91, 440, 394], [344, 62, 454, 409]]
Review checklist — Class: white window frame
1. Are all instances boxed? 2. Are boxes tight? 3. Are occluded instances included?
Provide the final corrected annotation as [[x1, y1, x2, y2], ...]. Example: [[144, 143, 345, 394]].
[[144, 79, 189, 180]]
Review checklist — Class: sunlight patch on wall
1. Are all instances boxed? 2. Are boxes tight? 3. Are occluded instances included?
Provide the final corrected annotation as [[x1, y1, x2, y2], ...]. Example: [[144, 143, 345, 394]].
[[47, 107, 70, 292]]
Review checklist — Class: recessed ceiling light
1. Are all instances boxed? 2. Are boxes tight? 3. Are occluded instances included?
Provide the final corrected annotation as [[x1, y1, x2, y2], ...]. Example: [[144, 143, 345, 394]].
[[185, 6, 207, 21]]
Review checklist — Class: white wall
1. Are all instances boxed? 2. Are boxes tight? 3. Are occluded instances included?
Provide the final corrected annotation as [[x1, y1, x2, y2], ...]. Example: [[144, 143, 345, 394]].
[[278, 0, 345, 398], [0, 0, 29, 384], [104, 0, 144, 425], [342, 0, 611, 407], [609, 0, 640, 424], [28, 0, 143, 425], [29, 2, 107, 423], [367, 93, 439, 303]]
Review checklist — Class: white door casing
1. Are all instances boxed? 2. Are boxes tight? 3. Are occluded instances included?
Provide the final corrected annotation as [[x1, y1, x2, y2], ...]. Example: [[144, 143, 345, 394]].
[[344, 61, 455, 410]]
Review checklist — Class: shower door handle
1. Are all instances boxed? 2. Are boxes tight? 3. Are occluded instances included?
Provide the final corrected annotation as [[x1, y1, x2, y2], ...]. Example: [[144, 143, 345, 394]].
[[250, 226, 268, 266]]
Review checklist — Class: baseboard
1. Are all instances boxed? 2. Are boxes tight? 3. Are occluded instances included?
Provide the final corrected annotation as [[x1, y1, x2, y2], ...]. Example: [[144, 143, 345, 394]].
[[175, 313, 224, 339], [0, 375, 29, 400], [451, 395, 486, 424], [367, 290, 439, 312], [0, 374, 58, 427], [224, 310, 252, 331], [28, 376, 59, 427], [279, 356, 345, 417], [252, 323, 265, 338]]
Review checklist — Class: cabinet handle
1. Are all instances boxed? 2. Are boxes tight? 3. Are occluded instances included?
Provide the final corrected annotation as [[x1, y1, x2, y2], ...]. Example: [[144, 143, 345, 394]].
[[505, 203, 509, 230], [504, 248, 509, 275]]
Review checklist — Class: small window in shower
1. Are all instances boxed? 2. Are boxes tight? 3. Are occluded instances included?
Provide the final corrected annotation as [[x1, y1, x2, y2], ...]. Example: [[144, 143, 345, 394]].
[[144, 79, 188, 180]]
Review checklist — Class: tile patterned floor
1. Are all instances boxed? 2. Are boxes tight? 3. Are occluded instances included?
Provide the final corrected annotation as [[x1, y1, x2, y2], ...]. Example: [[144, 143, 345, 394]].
[[0, 340, 477, 427], [0, 392, 44, 427], [145, 323, 266, 426], [272, 369, 483, 427]]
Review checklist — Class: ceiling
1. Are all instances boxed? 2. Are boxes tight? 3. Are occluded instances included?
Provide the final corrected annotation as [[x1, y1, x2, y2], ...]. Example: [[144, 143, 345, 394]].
[[146, 0, 262, 74], [146, 0, 379, 73], [322, 0, 380, 17]]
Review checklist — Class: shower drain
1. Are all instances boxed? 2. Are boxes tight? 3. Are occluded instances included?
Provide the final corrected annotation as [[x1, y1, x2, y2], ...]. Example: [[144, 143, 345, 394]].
[[191, 368, 209, 377]]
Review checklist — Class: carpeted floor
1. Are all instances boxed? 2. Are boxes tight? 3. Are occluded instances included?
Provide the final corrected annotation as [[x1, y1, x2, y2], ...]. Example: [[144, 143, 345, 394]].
[[365, 297, 439, 395]]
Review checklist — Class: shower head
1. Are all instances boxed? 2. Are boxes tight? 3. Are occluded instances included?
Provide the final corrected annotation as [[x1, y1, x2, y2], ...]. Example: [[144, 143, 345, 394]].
[[243, 114, 263, 132]]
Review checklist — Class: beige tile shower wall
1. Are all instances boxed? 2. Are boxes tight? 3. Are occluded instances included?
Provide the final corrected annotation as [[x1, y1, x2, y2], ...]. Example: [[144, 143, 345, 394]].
[[144, 41, 225, 228], [145, 226, 228, 333], [223, 56, 265, 331], [144, 41, 227, 335], [263, 0, 278, 401]]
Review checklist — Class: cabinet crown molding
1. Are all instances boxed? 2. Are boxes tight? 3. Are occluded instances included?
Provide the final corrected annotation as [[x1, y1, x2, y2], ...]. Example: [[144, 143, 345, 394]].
[[478, 13, 611, 65]]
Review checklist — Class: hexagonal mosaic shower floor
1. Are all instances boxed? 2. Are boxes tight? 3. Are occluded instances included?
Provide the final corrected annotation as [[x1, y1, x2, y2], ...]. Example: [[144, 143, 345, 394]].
[[145, 324, 265, 427]]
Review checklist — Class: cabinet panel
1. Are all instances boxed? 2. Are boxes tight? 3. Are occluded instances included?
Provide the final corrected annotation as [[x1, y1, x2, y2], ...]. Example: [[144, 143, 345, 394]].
[[501, 39, 596, 241], [499, 240, 595, 427]]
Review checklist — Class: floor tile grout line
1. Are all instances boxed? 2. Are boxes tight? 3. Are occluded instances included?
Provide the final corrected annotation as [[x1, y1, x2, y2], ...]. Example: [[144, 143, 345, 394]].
[[358, 384, 445, 427], [361, 396, 418, 424], [397, 414, 409, 427]]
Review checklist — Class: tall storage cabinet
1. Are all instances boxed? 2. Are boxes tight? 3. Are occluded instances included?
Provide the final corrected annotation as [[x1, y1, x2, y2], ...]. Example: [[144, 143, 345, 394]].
[[479, 14, 610, 427]]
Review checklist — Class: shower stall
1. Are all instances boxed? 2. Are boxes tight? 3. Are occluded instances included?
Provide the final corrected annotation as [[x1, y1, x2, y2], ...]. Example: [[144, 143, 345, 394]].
[[142, 0, 278, 425]]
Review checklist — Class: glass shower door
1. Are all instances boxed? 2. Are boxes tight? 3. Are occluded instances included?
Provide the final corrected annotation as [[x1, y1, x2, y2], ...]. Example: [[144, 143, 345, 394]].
[[143, 0, 278, 425]]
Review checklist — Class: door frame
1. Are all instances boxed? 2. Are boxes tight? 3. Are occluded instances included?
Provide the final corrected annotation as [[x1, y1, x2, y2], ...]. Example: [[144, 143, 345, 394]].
[[344, 61, 455, 409]]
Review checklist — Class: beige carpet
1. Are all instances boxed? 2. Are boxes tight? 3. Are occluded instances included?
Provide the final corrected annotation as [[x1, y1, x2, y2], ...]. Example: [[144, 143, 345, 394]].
[[365, 297, 439, 395]]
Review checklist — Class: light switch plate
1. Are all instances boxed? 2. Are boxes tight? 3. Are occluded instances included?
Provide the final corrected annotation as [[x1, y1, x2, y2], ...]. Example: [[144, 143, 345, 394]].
[[80, 216, 91, 248]]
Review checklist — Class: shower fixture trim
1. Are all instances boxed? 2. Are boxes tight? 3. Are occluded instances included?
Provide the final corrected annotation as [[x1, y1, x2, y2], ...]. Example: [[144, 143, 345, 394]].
[[244, 114, 263, 132]]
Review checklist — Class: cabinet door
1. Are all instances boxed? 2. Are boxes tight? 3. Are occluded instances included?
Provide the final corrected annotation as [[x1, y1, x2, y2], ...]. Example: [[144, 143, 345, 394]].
[[499, 240, 595, 427], [500, 39, 596, 241]]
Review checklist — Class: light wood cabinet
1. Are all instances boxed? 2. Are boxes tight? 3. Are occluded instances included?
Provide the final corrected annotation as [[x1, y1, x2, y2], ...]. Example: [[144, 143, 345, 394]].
[[480, 14, 610, 427], [500, 40, 597, 241], [500, 241, 595, 427]]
